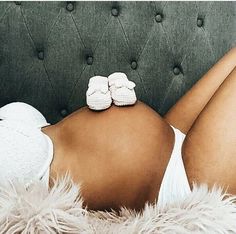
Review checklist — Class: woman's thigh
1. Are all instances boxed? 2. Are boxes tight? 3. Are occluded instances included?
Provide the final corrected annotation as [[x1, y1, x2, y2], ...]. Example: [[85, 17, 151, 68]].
[[182, 66, 236, 194]]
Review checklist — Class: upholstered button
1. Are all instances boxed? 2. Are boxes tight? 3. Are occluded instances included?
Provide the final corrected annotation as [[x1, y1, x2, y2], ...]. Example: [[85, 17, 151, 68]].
[[155, 13, 163, 23], [197, 18, 203, 27], [38, 51, 44, 60], [131, 60, 138, 70], [60, 108, 68, 117], [66, 2, 74, 12], [86, 56, 93, 65], [111, 7, 119, 16], [14, 1, 21, 5], [173, 66, 181, 75]]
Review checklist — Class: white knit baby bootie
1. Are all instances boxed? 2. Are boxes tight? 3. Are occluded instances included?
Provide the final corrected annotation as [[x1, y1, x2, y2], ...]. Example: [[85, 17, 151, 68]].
[[108, 72, 137, 106], [86, 75, 112, 110]]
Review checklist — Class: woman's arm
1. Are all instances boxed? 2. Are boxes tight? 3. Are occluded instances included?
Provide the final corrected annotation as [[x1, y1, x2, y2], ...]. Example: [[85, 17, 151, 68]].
[[163, 46, 236, 134]]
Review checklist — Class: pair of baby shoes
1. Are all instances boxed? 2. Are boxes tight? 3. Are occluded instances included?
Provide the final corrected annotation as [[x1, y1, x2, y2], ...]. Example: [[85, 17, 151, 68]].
[[86, 72, 137, 110]]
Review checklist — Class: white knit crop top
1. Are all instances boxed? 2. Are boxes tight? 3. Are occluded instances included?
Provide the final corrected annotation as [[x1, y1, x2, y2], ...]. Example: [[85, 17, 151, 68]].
[[0, 102, 54, 189]]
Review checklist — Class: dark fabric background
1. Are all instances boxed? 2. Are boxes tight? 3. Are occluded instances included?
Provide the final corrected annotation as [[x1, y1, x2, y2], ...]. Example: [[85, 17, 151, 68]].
[[0, 1, 236, 124]]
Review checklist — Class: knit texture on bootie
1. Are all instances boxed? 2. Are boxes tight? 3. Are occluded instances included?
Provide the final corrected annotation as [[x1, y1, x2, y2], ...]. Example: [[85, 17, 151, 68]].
[[108, 72, 137, 106], [86, 76, 112, 110]]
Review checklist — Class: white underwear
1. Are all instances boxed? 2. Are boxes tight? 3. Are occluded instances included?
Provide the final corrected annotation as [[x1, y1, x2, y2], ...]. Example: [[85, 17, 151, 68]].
[[157, 124, 191, 207], [0, 102, 54, 189]]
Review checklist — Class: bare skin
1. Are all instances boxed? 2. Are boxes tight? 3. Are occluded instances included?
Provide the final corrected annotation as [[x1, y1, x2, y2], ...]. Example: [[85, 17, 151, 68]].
[[164, 46, 236, 193], [42, 46, 236, 213], [43, 101, 175, 213]]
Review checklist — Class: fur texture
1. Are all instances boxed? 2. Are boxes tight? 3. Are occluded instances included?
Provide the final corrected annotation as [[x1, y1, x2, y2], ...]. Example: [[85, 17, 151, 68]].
[[0, 172, 236, 234]]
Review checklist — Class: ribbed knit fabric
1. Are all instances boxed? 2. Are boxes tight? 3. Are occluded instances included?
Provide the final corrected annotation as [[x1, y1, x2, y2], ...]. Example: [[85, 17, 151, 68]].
[[0, 102, 53, 190], [108, 72, 137, 106], [86, 76, 112, 110]]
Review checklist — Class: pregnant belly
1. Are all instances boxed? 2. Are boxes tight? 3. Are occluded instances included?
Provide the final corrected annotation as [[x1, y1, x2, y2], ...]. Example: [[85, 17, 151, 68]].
[[45, 101, 175, 212]]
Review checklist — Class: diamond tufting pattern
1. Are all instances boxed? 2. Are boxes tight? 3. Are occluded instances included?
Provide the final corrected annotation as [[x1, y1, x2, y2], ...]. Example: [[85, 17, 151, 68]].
[[0, 1, 236, 124]]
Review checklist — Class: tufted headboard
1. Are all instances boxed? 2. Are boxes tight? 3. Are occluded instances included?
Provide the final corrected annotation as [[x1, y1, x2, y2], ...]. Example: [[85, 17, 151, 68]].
[[0, 1, 236, 124]]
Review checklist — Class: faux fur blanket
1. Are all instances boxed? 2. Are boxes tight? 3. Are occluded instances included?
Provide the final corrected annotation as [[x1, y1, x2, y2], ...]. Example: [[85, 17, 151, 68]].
[[1, 173, 236, 234]]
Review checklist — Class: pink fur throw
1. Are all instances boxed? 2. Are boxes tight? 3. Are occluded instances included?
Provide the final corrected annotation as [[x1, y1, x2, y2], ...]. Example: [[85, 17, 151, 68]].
[[0, 172, 236, 234]]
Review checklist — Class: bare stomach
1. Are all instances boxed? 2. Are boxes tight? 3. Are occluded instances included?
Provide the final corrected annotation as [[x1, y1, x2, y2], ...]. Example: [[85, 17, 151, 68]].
[[42, 101, 175, 213]]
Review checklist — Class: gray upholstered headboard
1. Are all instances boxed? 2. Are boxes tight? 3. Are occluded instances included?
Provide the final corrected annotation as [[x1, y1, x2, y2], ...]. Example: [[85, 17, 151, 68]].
[[0, 1, 236, 124]]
